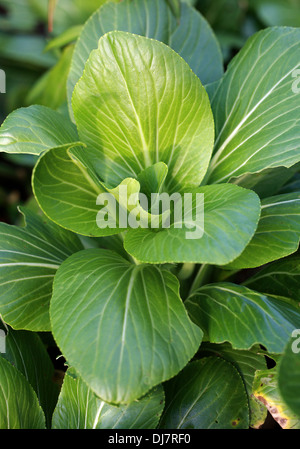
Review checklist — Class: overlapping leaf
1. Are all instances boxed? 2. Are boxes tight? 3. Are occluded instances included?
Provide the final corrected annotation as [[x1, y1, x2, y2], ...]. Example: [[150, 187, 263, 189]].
[[244, 257, 300, 301], [185, 283, 300, 353], [254, 365, 300, 428], [124, 184, 261, 264], [160, 357, 249, 429], [32, 145, 115, 237], [278, 336, 300, 418], [50, 249, 202, 404], [231, 164, 300, 199], [0, 207, 83, 330], [199, 343, 267, 428], [33, 146, 169, 237], [0, 326, 59, 428], [52, 369, 164, 429]]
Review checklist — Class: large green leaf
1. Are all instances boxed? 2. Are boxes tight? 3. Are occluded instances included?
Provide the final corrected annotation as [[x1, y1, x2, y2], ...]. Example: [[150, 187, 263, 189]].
[[280, 172, 300, 194], [0, 105, 79, 155], [0, 207, 83, 331], [67, 0, 223, 110], [207, 27, 300, 184], [50, 249, 202, 404], [185, 283, 300, 353], [0, 325, 59, 428], [278, 336, 300, 418], [253, 365, 300, 428], [0, 357, 46, 429], [124, 184, 261, 264], [160, 357, 249, 429], [32, 145, 117, 237], [199, 343, 267, 428], [52, 369, 164, 429], [72, 31, 214, 192], [225, 192, 300, 269], [243, 257, 300, 301]]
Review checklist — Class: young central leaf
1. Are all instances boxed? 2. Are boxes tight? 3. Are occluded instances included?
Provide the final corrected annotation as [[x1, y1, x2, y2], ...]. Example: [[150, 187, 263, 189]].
[[72, 31, 214, 193], [50, 249, 203, 404]]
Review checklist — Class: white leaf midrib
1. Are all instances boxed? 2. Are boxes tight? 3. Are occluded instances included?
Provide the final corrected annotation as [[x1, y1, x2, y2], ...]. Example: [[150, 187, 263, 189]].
[[212, 63, 300, 168]]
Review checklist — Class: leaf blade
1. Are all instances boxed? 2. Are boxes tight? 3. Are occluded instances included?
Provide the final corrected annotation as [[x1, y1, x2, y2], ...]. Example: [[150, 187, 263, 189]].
[[52, 370, 165, 429], [0, 357, 46, 429], [50, 249, 203, 404], [0, 207, 83, 330], [72, 30, 214, 191], [124, 184, 261, 264], [208, 27, 300, 183], [67, 0, 223, 109], [225, 192, 300, 269], [160, 357, 249, 429], [0, 105, 79, 155], [185, 283, 300, 353], [0, 326, 59, 428]]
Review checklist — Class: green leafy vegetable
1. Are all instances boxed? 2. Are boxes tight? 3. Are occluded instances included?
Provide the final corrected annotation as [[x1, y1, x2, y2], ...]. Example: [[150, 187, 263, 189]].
[[0, 2, 299, 430], [0, 357, 46, 429], [67, 0, 223, 112], [254, 364, 300, 428], [0, 207, 83, 330], [0, 325, 59, 427], [0, 105, 79, 155], [208, 27, 300, 184], [185, 283, 300, 353], [160, 357, 249, 428], [50, 249, 202, 404], [52, 369, 165, 429]]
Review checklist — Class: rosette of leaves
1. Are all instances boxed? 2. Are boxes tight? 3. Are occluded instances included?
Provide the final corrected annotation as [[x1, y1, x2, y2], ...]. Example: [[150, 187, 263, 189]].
[[0, 0, 300, 428]]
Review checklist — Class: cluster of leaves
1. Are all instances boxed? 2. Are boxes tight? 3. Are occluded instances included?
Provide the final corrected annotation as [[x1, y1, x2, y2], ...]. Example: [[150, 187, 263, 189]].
[[0, 0, 110, 224], [0, 0, 300, 430]]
